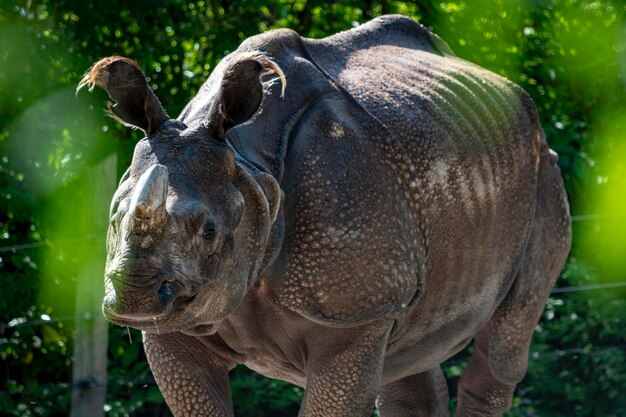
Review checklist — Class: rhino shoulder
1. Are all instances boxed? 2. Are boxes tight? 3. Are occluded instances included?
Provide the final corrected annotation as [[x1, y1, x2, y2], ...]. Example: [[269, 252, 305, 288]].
[[271, 94, 425, 327]]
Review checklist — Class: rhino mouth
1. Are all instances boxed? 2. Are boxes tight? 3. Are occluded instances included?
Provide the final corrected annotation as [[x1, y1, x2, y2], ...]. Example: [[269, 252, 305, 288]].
[[103, 306, 219, 335], [103, 310, 170, 331], [103, 303, 172, 331], [102, 289, 200, 333]]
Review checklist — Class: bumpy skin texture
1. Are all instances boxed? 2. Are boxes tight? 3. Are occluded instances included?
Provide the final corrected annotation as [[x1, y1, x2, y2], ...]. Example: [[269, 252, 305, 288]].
[[94, 15, 571, 417]]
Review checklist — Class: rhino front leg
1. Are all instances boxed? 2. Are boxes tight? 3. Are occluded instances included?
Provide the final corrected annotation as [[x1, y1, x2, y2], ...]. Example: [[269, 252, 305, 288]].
[[299, 320, 393, 417], [377, 367, 450, 417], [143, 332, 234, 417]]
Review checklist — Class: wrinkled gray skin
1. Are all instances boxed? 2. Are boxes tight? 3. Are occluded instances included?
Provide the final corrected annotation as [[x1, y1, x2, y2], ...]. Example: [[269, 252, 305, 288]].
[[81, 15, 571, 417]]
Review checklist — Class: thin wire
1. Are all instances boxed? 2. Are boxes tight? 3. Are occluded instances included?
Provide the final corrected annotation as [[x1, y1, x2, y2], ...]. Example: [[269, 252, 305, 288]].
[[2, 343, 625, 398], [529, 344, 626, 363], [551, 281, 626, 294], [571, 213, 626, 222], [548, 344, 626, 357], [0, 379, 158, 398], [2, 279, 624, 330], [0, 238, 103, 253], [1, 316, 78, 329], [0, 212, 622, 253], [0, 241, 49, 253]]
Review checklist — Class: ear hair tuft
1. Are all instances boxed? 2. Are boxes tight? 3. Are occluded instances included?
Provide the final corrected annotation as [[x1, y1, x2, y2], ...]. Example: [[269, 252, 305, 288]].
[[77, 56, 141, 94], [77, 56, 169, 135]]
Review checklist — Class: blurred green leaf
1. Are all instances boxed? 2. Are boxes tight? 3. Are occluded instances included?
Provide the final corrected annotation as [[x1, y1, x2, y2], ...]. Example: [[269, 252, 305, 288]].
[[1, 1, 626, 416]]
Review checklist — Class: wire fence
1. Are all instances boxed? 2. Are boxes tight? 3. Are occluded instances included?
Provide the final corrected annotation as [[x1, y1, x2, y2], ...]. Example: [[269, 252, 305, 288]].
[[0, 238, 103, 253], [570, 213, 626, 222], [550, 281, 626, 294], [0, 209, 625, 331], [1, 342, 624, 399], [0, 212, 624, 401], [0, 211, 624, 254], [0, 379, 158, 398]]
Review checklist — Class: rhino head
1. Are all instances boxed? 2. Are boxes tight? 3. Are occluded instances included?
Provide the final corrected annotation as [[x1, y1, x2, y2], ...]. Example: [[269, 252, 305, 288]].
[[79, 56, 284, 335]]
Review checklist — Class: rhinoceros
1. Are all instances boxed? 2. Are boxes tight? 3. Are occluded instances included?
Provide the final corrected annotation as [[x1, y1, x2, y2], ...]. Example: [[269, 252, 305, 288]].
[[79, 14, 571, 417]]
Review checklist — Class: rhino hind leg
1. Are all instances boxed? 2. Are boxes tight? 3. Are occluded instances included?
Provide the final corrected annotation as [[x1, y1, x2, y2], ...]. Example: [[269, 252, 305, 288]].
[[377, 367, 450, 417], [456, 152, 571, 417]]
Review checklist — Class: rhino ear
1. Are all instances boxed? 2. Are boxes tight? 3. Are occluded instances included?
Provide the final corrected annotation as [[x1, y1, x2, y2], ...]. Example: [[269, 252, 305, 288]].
[[78, 56, 169, 135], [205, 53, 286, 139]]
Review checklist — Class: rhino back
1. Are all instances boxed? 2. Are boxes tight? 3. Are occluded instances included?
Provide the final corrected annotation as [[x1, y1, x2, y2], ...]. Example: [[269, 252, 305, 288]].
[[272, 17, 543, 330]]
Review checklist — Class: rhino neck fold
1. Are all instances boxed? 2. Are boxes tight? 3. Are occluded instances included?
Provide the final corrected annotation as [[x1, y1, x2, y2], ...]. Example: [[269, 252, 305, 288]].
[[225, 91, 327, 181], [232, 156, 286, 286], [223, 33, 348, 182]]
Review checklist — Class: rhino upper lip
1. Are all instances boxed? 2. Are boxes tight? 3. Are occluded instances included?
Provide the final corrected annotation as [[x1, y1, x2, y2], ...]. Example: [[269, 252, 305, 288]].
[[103, 289, 199, 329], [103, 306, 171, 327]]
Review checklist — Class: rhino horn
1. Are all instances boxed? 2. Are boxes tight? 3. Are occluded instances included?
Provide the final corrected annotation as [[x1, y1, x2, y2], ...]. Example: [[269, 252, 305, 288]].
[[128, 164, 169, 232]]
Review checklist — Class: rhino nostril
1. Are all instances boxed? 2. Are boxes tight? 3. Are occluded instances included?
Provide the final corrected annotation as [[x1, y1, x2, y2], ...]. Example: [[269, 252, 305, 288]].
[[157, 281, 178, 305]]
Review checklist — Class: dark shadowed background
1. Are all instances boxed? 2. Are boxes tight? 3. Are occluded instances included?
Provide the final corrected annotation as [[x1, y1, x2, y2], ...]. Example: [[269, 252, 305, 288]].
[[1, 0, 625, 416]]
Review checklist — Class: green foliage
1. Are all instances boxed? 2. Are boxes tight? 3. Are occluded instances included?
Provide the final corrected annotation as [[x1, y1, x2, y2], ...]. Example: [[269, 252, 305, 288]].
[[0, 308, 72, 417], [509, 258, 626, 416], [1, 0, 625, 416], [105, 327, 166, 416], [231, 365, 303, 417]]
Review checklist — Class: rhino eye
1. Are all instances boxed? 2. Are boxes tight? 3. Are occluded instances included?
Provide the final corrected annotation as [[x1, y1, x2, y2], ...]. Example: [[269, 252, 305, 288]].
[[202, 220, 216, 240]]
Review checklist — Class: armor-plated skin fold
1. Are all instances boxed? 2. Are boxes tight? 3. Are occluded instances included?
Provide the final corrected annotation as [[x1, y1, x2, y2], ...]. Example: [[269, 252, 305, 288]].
[[82, 15, 571, 417]]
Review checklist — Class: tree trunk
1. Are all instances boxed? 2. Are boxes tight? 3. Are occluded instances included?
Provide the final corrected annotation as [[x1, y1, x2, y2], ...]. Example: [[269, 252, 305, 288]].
[[70, 154, 117, 417]]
